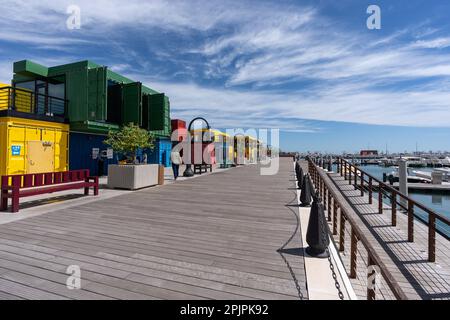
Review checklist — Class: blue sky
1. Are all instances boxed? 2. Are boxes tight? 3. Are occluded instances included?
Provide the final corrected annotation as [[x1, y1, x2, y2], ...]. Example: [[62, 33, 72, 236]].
[[1, 0, 450, 152]]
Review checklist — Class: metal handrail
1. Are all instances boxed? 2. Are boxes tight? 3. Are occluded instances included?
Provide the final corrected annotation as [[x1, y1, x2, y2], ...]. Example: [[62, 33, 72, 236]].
[[0, 86, 67, 118], [308, 159, 408, 300], [335, 157, 450, 262]]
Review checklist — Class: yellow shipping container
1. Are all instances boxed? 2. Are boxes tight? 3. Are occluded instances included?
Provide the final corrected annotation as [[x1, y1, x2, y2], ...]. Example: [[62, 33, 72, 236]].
[[0, 117, 69, 176]]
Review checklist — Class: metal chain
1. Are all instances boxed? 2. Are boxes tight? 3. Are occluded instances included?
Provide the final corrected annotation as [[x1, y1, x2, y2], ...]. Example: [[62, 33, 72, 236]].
[[327, 248, 345, 300], [278, 164, 306, 300], [313, 163, 345, 300], [278, 188, 305, 300]]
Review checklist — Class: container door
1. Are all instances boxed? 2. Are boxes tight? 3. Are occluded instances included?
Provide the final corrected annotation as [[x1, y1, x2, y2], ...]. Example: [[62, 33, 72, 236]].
[[142, 94, 149, 130], [148, 93, 165, 130], [88, 66, 107, 121], [122, 82, 142, 126], [26, 141, 54, 173]]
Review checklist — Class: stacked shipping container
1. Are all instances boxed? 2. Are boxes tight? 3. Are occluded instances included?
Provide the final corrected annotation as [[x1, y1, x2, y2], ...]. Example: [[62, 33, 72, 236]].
[[10, 60, 172, 173]]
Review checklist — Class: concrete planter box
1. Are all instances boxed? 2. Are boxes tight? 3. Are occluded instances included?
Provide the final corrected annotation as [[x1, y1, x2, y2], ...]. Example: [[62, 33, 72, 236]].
[[107, 164, 159, 190]]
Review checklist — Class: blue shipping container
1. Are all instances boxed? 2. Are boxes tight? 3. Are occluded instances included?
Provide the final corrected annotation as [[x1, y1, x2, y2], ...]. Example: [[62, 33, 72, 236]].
[[69, 132, 117, 176], [146, 138, 172, 167]]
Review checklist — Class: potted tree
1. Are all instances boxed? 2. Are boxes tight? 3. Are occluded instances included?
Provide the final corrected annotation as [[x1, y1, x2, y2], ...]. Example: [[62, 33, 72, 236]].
[[105, 123, 159, 190]]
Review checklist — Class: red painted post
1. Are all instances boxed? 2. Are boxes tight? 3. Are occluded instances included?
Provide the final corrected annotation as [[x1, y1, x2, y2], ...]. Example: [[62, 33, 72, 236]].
[[1, 176, 8, 211]]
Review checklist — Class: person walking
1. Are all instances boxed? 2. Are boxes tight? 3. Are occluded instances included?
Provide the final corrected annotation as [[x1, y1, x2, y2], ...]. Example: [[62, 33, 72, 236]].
[[170, 149, 183, 180]]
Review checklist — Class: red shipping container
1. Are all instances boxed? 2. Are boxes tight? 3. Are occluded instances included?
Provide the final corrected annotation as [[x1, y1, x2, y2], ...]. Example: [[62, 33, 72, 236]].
[[171, 119, 186, 130]]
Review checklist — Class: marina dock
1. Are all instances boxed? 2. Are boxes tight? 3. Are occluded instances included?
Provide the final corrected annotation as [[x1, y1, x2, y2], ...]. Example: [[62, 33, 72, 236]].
[[0, 160, 308, 300], [308, 158, 450, 299], [0, 157, 448, 300]]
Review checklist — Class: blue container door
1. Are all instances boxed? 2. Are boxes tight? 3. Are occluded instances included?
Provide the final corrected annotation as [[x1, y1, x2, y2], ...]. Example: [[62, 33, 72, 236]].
[[146, 138, 172, 167], [69, 132, 117, 176]]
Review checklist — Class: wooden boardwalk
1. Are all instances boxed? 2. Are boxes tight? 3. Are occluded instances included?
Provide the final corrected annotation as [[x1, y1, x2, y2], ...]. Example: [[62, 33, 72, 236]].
[[0, 158, 307, 300], [324, 169, 450, 300]]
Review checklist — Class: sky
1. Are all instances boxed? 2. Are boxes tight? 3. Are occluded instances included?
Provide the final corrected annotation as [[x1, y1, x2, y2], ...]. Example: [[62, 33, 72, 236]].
[[0, 0, 450, 153]]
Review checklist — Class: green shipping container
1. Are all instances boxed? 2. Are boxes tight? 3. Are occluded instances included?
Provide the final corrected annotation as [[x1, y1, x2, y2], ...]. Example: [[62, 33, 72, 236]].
[[122, 82, 142, 126], [87, 66, 107, 121], [62, 65, 108, 123]]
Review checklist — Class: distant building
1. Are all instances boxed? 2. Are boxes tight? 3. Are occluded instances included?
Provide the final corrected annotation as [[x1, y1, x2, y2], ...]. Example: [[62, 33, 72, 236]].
[[360, 150, 378, 157]]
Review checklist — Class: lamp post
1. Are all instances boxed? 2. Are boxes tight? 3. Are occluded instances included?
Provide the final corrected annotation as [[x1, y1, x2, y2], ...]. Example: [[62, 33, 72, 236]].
[[183, 117, 211, 177]]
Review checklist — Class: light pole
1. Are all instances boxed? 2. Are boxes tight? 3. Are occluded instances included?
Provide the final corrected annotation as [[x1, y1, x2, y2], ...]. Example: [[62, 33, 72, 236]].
[[183, 117, 211, 177]]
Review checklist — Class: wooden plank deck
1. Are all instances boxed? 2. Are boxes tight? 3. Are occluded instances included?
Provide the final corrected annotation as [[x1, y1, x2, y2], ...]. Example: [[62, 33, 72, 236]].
[[0, 158, 307, 300], [323, 168, 450, 300]]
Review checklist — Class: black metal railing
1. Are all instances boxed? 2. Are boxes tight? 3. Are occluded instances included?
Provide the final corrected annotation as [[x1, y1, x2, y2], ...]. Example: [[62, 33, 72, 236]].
[[0, 86, 67, 118], [331, 157, 450, 262]]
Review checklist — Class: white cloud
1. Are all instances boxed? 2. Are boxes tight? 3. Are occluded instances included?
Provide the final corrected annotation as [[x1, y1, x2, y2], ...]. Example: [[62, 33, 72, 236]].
[[412, 37, 450, 49], [0, 0, 450, 129]]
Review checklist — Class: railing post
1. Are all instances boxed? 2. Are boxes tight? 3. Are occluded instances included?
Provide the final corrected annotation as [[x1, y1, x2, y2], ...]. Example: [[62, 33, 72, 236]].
[[369, 177, 373, 204], [348, 164, 352, 186], [391, 191, 397, 227], [333, 201, 338, 235], [360, 172, 364, 196], [337, 159, 340, 174], [378, 186, 383, 214], [343, 161, 347, 180], [339, 212, 346, 252], [367, 256, 376, 300], [408, 200, 414, 242], [323, 184, 327, 208], [327, 191, 332, 221], [428, 215, 436, 262], [350, 229, 358, 278], [354, 166, 357, 189]]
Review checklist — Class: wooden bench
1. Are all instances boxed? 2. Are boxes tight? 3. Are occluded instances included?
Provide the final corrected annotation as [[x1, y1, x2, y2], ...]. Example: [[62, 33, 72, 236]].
[[194, 164, 212, 175], [1, 170, 99, 213]]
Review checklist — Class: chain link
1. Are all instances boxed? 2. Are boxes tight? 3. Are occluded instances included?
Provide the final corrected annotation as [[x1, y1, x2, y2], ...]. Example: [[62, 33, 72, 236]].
[[279, 188, 306, 300], [312, 163, 345, 300]]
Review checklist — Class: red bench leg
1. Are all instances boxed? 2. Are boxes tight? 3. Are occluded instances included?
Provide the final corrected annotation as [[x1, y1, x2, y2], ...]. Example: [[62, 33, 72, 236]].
[[11, 187, 19, 213], [84, 186, 89, 195], [94, 177, 99, 196], [1, 192, 7, 211]]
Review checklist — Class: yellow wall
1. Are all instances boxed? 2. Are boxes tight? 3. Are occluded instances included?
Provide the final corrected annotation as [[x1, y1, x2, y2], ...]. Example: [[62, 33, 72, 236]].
[[0, 117, 69, 176]]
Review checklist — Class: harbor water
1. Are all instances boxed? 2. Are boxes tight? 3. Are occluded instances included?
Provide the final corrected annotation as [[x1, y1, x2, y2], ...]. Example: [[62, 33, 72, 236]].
[[359, 165, 450, 236]]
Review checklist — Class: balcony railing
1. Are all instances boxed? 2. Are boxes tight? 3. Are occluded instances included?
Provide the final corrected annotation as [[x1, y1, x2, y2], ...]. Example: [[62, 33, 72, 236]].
[[0, 86, 67, 119]]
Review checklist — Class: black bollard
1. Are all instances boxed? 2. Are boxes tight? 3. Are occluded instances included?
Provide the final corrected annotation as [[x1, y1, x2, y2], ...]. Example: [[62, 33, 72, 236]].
[[295, 160, 301, 176], [328, 158, 333, 172], [300, 174, 312, 206], [305, 194, 330, 258], [296, 166, 304, 189], [183, 164, 194, 177]]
